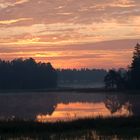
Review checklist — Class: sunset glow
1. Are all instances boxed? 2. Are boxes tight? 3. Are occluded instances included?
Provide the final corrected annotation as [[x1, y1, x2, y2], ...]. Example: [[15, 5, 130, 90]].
[[0, 0, 140, 68]]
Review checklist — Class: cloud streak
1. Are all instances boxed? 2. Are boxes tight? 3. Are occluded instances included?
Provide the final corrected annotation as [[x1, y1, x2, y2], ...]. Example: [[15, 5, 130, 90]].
[[0, 18, 32, 25]]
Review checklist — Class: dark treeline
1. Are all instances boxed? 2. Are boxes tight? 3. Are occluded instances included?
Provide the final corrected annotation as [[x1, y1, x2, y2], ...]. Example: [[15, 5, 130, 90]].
[[1, 43, 140, 90], [0, 58, 57, 89], [0, 58, 107, 90], [57, 69, 107, 86], [104, 43, 140, 90]]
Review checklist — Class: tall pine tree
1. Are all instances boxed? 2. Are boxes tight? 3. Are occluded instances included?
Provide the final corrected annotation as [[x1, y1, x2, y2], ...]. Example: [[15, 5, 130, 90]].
[[130, 43, 140, 89]]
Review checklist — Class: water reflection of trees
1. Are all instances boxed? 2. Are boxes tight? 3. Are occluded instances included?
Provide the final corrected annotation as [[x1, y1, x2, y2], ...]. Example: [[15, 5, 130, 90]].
[[104, 95, 140, 116], [0, 93, 140, 120], [0, 93, 58, 120], [105, 96, 123, 114]]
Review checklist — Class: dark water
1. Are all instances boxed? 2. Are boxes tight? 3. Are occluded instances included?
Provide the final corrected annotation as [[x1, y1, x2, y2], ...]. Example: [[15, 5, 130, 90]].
[[0, 92, 139, 121], [0, 91, 140, 140]]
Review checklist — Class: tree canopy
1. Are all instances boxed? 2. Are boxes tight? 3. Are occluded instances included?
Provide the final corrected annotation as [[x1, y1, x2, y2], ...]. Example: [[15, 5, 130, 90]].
[[0, 58, 57, 89], [104, 43, 140, 90], [130, 43, 140, 89], [104, 69, 125, 89]]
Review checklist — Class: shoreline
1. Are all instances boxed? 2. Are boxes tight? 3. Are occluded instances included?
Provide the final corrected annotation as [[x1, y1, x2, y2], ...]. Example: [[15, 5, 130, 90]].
[[0, 87, 139, 94]]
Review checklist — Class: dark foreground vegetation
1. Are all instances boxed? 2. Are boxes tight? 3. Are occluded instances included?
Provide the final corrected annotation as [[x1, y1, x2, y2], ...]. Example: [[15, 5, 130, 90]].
[[0, 116, 139, 134], [0, 117, 140, 139]]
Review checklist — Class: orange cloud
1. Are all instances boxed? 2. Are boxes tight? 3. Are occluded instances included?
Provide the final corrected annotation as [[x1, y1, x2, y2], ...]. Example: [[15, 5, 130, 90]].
[[0, 18, 32, 25]]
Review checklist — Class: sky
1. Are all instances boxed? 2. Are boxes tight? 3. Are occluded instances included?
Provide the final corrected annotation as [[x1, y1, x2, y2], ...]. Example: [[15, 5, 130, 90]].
[[0, 0, 140, 69]]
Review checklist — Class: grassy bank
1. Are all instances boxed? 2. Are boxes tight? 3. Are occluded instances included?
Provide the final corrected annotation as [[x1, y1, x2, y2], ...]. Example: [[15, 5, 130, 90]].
[[0, 116, 140, 135]]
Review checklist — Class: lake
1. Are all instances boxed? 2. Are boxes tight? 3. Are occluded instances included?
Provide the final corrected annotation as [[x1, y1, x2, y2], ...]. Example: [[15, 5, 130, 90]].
[[0, 91, 139, 121], [0, 91, 140, 140]]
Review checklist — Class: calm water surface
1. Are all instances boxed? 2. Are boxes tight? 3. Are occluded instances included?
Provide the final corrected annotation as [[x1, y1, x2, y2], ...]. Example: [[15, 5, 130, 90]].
[[0, 92, 139, 121]]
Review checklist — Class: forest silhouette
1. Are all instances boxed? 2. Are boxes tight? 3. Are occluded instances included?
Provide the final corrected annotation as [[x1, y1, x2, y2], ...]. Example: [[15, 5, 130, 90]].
[[0, 58, 107, 90], [0, 58, 57, 89], [104, 43, 140, 90], [0, 43, 140, 90]]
